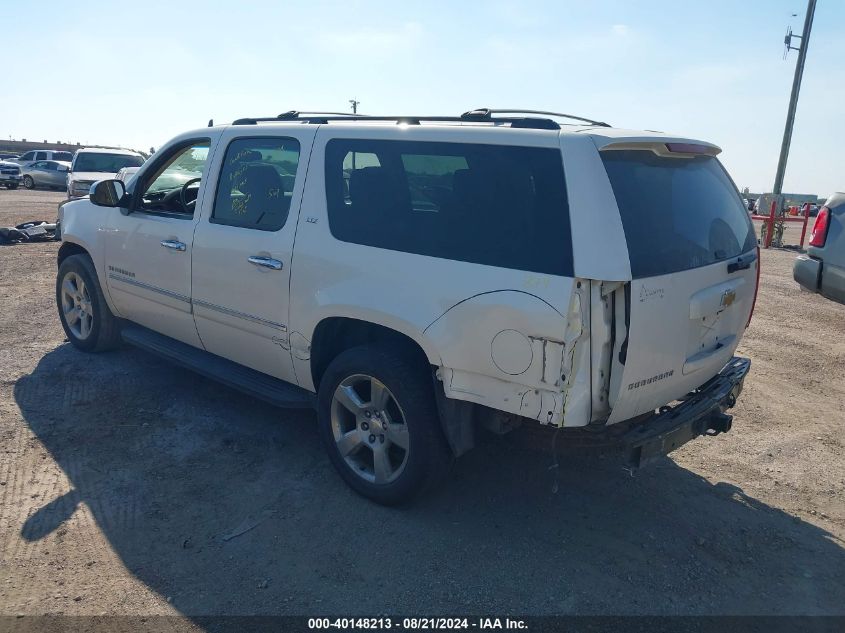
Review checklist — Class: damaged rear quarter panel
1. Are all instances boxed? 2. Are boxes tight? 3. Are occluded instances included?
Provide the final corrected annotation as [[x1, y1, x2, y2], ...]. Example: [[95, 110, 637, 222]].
[[424, 284, 592, 427]]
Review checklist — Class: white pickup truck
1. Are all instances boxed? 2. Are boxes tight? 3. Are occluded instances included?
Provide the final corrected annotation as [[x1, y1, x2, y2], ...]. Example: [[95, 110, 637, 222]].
[[56, 109, 756, 504]]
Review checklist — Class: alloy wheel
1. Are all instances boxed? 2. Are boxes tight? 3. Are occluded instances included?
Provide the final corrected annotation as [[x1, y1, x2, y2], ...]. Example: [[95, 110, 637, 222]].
[[60, 271, 94, 340], [330, 374, 410, 485]]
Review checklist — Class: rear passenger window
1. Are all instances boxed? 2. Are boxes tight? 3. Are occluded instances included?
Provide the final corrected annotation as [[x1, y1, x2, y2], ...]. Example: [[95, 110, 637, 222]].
[[212, 137, 300, 231], [325, 140, 573, 276]]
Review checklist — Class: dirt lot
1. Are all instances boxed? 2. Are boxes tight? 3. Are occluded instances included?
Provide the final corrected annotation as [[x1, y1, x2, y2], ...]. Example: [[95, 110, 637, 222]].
[[1, 188, 843, 618]]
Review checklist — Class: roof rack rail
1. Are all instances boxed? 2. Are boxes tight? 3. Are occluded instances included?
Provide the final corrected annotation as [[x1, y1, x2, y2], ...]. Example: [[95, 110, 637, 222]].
[[230, 109, 611, 130], [462, 108, 610, 127], [232, 111, 361, 125]]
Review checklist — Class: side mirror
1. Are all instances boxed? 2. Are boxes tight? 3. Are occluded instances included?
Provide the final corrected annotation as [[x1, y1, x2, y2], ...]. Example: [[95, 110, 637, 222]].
[[90, 179, 126, 207]]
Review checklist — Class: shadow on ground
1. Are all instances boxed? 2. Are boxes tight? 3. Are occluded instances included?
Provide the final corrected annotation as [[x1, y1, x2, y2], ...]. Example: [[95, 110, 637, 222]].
[[13, 344, 845, 617]]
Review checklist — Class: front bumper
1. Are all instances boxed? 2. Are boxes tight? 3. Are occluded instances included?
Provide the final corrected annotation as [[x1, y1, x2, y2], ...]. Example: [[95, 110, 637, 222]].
[[0, 174, 22, 184], [793, 255, 821, 293], [621, 356, 750, 467]]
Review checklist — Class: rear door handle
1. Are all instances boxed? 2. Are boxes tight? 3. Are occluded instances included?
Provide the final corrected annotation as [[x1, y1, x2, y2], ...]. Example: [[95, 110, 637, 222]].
[[248, 255, 283, 270], [160, 239, 186, 251]]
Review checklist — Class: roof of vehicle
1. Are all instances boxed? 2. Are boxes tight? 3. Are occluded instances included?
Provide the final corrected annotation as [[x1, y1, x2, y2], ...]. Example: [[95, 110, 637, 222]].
[[75, 147, 143, 156], [825, 192, 845, 208], [205, 109, 720, 155]]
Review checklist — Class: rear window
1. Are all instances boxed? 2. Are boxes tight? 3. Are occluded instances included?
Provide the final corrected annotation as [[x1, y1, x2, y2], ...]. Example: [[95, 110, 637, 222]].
[[73, 152, 144, 173], [602, 150, 756, 278], [325, 139, 573, 276], [53, 151, 73, 162]]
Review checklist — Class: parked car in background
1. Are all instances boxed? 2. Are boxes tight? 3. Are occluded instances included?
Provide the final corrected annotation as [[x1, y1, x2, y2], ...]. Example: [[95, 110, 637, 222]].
[[115, 166, 141, 183], [0, 161, 22, 189], [12, 149, 74, 167], [21, 160, 71, 190], [794, 193, 845, 305], [67, 148, 145, 198], [0, 153, 20, 161]]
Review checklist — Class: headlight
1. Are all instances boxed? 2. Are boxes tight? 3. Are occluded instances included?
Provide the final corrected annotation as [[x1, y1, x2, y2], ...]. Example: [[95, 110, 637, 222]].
[[71, 181, 93, 194]]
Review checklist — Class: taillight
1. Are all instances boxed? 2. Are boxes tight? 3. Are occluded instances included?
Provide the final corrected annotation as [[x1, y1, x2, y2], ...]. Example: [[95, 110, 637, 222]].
[[747, 246, 760, 327], [809, 207, 830, 247]]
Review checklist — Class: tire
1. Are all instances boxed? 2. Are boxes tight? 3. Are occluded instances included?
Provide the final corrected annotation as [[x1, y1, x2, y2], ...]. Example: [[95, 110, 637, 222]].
[[317, 345, 450, 505], [6, 183, 18, 190], [22, 175, 35, 189], [56, 254, 121, 352]]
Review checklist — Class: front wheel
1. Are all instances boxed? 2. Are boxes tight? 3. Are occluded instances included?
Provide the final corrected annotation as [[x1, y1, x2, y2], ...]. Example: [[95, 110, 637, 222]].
[[317, 346, 450, 505], [22, 175, 35, 189], [56, 254, 121, 352]]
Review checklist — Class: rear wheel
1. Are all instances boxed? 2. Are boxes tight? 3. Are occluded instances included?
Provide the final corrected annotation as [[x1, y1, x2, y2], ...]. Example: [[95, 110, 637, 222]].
[[22, 175, 35, 189], [56, 254, 121, 352], [317, 346, 450, 505]]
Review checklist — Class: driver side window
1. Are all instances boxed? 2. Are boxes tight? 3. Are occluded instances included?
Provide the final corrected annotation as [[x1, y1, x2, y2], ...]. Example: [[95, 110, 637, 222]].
[[138, 141, 210, 216]]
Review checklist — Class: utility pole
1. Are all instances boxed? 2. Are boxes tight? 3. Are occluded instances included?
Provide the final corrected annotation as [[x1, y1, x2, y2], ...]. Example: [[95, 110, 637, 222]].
[[772, 0, 816, 195]]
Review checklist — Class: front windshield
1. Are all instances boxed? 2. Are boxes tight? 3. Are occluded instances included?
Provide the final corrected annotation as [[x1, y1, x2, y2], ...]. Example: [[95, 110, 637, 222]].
[[74, 152, 144, 173]]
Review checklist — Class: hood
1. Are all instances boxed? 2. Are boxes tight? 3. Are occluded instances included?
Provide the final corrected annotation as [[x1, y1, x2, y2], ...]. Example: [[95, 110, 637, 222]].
[[69, 171, 117, 182]]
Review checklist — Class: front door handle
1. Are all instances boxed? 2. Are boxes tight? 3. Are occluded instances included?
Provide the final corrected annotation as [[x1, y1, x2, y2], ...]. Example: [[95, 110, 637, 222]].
[[248, 255, 283, 270], [160, 239, 186, 251]]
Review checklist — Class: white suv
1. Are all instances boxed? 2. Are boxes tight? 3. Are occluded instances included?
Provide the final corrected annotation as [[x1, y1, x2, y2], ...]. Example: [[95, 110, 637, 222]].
[[67, 147, 145, 198], [55, 109, 757, 504]]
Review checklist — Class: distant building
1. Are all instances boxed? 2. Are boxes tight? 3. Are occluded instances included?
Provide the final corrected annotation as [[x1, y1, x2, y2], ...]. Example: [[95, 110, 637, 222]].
[[748, 192, 821, 212]]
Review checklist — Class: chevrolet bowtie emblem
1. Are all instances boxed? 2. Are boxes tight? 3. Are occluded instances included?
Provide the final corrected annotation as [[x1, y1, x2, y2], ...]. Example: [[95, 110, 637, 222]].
[[721, 289, 737, 308]]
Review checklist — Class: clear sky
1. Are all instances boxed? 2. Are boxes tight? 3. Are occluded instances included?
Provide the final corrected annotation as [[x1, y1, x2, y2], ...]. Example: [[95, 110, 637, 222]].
[[2, 0, 842, 196]]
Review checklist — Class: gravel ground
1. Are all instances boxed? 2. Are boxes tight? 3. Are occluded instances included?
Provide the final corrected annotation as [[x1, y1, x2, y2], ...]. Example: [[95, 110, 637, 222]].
[[0, 189, 843, 618]]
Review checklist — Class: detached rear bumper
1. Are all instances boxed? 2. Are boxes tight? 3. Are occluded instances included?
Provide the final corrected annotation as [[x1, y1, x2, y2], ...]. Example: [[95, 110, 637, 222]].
[[622, 356, 750, 467]]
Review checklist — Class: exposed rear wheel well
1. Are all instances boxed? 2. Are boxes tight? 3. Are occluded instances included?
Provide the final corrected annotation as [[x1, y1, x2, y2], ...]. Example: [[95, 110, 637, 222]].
[[310, 318, 432, 391], [57, 242, 89, 267]]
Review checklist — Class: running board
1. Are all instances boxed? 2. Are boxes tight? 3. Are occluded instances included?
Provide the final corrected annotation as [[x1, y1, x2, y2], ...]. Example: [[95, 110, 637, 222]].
[[121, 325, 316, 409]]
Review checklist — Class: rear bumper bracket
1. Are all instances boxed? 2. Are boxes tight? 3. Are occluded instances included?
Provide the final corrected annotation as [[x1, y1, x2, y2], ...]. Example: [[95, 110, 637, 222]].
[[622, 356, 751, 467]]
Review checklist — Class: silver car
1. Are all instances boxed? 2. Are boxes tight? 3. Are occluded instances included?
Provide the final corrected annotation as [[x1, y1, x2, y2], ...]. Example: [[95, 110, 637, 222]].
[[794, 192, 845, 305], [21, 160, 71, 190]]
